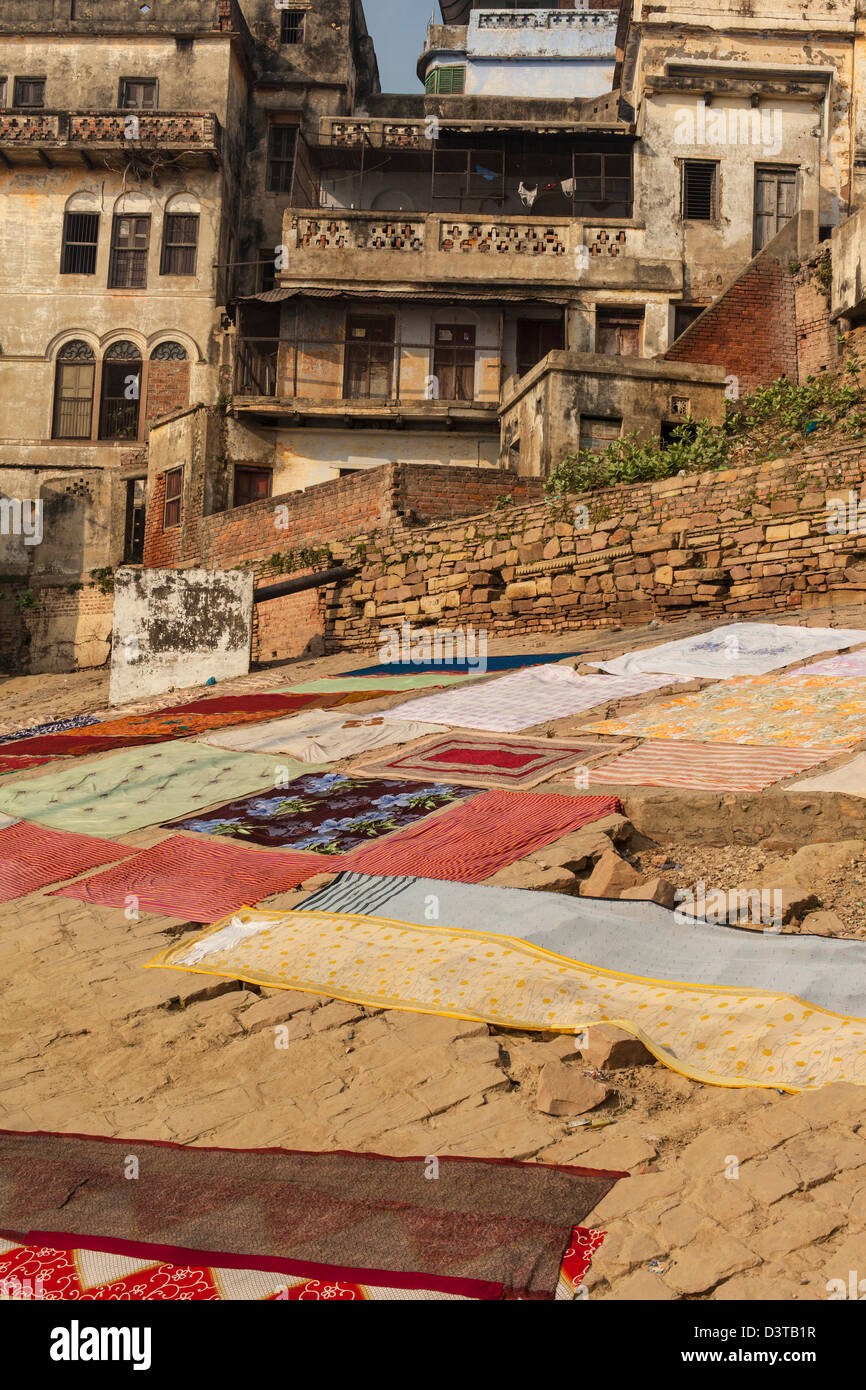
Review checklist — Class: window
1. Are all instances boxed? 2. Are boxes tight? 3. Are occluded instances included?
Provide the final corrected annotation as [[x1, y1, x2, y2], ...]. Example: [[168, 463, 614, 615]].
[[163, 468, 183, 529], [279, 10, 305, 43], [682, 160, 718, 221], [99, 341, 142, 440], [516, 319, 563, 379], [570, 152, 632, 217], [14, 77, 45, 107], [343, 315, 395, 399], [233, 466, 273, 508], [579, 416, 622, 453], [151, 341, 188, 361], [160, 214, 199, 276], [119, 78, 157, 109], [596, 307, 643, 357], [108, 214, 150, 288], [673, 305, 704, 340], [61, 211, 100, 275], [425, 65, 465, 95], [433, 324, 476, 401], [266, 125, 297, 194], [256, 248, 277, 294], [52, 341, 95, 440], [753, 165, 798, 253], [123, 478, 146, 563]]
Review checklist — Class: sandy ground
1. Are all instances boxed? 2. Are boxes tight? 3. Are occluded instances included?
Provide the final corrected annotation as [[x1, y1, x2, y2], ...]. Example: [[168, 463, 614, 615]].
[[1, 602, 866, 1300]]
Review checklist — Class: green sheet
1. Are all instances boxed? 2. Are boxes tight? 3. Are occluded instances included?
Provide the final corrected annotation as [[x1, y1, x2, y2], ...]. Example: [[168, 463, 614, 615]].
[[281, 672, 480, 694], [0, 742, 321, 836]]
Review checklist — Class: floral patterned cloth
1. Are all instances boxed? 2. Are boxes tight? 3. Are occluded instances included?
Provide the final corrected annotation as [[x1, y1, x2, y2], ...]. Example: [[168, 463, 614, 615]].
[[171, 772, 478, 852], [580, 674, 866, 749]]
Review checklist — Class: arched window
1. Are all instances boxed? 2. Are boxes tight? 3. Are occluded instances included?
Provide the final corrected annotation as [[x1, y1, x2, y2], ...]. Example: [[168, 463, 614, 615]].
[[99, 340, 142, 439], [150, 341, 188, 361], [53, 340, 96, 439]]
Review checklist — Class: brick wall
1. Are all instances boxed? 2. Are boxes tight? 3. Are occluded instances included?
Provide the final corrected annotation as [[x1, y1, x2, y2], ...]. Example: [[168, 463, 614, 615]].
[[666, 258, 798, 395], [793, 264, 838, 381], [666, 244, 838, 394], [0, 581, 113, 675], [253, 587, 325, 664], [146, 361, 191, 427], [320, 441, 866, 648], [143, 454, 541, 573]]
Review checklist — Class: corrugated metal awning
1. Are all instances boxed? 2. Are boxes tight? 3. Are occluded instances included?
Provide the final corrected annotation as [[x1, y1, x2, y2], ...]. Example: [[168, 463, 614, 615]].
[[240, 287, 571, 306]]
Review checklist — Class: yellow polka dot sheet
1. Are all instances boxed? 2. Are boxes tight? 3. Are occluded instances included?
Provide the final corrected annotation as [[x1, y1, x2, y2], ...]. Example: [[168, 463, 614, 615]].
[[147, 907, 866, 1092]]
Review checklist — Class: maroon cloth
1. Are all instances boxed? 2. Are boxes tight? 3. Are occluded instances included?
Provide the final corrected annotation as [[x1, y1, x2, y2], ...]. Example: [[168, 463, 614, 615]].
[[154, 693, 325, 716], [0, 733, 165, 757], [53, 834, 330, 922], [0, 1129, 624, 1301]]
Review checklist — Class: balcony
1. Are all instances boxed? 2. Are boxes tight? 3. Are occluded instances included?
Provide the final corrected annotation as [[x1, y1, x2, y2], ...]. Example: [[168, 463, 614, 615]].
[[280, 209, 680, 296], [0, 111, 222, 168], [233, 330, 501, 430]]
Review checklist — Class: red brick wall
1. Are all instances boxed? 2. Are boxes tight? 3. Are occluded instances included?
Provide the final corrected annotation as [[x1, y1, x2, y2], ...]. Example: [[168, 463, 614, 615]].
[[253, 587, 324, 664], [665, 258, 798, 395], [146, 362, 191, 427], [794, 269, 838, 381], [142, 471, 185, 569], [142, 458, 540, 575]]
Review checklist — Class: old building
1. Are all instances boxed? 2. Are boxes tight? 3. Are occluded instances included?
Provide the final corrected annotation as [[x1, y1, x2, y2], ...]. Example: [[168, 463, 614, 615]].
[[0, 0, 377, 670], [3, 0, 864, 674]]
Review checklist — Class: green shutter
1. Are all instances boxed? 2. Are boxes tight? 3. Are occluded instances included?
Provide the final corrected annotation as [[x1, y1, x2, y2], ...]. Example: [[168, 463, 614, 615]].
[[426, 65, 465, 95]]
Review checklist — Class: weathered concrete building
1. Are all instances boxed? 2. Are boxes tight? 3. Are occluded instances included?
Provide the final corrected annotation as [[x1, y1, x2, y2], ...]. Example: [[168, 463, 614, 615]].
[[0, 0, 377, 669], [3, 0, 865, 674]]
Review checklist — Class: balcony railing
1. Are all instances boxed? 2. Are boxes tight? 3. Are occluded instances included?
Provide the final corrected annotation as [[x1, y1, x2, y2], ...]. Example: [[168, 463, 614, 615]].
[[0, 111, 222, 161], [235, 335, 502, 407]]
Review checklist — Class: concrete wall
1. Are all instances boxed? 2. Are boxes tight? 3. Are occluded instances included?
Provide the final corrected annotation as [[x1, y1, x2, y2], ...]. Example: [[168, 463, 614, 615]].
[[109, 565, 253, 704], [499, 351, 727, 477], [269, 429, 501, 493], [832, 205, 866, 321]]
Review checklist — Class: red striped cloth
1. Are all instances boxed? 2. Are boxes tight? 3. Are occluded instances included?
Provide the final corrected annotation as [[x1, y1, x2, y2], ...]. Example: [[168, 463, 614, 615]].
[[587, 740, 838, 793], [342, 790, 622, 882], [52, 834, 330, 922], [0, 822, 136, 903]]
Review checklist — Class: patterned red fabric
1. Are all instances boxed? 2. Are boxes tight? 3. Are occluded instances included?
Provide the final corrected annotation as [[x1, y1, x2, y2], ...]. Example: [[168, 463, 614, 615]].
[[342, 790, 623, 882], [0, 1226, 605, 1301], [360, 733, 605, 789], [0, 822, 136, 903], [53, 835, 330, 923]]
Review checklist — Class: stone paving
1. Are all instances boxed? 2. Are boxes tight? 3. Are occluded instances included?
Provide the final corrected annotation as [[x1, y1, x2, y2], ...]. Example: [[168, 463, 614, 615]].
[[2, 604, 866, 1300]]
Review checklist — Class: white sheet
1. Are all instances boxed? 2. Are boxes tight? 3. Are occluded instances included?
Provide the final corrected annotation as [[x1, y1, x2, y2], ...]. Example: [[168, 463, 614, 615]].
[[197, 706, 446, 761], [785, 752, 866, 796], [382, 665, 686, 733], [592, 623, 866, 680]]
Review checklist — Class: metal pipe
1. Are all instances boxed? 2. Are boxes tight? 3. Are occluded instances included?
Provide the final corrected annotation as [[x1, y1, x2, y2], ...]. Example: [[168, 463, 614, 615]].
[[253, 565, 358, 604]]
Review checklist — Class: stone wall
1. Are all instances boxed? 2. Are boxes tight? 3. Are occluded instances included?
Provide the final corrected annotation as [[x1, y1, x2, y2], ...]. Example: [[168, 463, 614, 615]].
[[319, 441, 866, 648], [0, 579, 114, 675]]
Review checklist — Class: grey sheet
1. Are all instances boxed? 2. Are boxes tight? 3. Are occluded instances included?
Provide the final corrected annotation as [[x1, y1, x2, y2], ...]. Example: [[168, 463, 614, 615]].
[[300, 871, 866, 1018]]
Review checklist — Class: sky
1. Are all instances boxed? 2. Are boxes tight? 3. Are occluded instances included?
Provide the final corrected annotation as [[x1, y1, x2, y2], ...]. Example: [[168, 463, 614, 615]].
[[362, 0, 436, 93]]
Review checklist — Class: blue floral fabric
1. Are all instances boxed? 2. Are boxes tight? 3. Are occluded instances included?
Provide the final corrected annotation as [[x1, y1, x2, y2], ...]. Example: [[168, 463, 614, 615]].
[[171, 772, 479, 852]]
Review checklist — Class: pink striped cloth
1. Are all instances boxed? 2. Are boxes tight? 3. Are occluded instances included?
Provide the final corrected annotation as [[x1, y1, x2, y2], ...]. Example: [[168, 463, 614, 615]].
[[797, 652, 866, 677], [342, 789, 622, 882], [587, 740, 837, 793]]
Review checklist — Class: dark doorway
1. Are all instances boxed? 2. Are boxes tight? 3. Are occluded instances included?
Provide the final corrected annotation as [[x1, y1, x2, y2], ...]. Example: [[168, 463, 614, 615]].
[[516, 318, 563, 379], [123, 478, 146, 562], [343, 315, 395, 399]]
